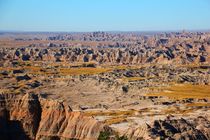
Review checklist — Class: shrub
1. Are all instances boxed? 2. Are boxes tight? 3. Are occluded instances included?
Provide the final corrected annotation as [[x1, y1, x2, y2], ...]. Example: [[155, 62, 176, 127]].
[[98, 131, 111, 140]]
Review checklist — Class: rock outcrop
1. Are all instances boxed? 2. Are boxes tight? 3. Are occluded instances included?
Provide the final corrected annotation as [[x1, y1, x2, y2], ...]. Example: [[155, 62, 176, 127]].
[[148, 117, 210, 140], [1, 31, 210, 65], [0, 44, 208, 65], [125, 116, 210, 140], [0, 93, 106, 140]]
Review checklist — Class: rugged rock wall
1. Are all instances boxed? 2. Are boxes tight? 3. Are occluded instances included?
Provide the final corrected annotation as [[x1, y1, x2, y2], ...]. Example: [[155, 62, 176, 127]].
[[125, 116, 210, 140], [0, 93, 210, 140], [0, 43, 209, 65], [0, 93, 106, 140]]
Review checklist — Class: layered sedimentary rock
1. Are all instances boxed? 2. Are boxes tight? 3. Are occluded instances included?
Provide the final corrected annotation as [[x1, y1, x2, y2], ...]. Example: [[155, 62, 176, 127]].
[[125, 116, 210, 140], [0, 32, 210, 140], [0, 43, 209, 65], [0, 93, 106, 140], [1, 31, 210, 65]]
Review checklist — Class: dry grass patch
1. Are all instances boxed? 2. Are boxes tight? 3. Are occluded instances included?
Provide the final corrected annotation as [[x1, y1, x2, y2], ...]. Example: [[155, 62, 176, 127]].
[[162, 107, 195, 115], [185, 103, 210, 107], [104, 117, 127, 125], [176, 63, 210, 69], [59, 67, 112, 75], [121, 76, 149, 82], [146, 84, 210, 99], [83, 110, 136, 117]]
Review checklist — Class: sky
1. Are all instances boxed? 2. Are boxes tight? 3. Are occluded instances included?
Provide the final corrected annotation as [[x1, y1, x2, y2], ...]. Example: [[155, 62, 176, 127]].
[[0, 0, 210, 32]]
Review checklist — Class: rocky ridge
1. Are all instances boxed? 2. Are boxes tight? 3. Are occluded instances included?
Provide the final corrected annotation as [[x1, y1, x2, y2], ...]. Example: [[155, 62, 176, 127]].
[[124, 116, 210, 140], [0, 93, 107, 140]]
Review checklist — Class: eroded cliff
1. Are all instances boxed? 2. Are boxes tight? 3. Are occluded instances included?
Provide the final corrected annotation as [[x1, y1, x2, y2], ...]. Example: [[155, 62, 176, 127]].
[[0, 93, 106, 140]]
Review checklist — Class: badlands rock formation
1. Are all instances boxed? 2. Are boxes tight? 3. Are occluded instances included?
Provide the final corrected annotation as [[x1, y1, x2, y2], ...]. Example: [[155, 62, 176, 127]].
[[1, 32, 210, 65], [0, 42, 208, 65], [125, 116, 210, 140], [0, 93, 107, 140], [0, 31, 210, 140]]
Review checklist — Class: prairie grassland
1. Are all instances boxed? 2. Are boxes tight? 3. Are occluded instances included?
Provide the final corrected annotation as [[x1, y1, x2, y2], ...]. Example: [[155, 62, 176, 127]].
[[0, 65, 41, 72], [59, 67, 112, 75], [176, 63, 210, 69], [0, 61, 142, 76], [52, 61, 97, 67], [106, 65, 139, 70], [146, 84, 210, 99]]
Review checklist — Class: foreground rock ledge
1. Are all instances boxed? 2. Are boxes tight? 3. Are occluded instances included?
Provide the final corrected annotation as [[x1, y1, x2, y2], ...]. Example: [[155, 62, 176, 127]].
[[0, 93, 107, 140]]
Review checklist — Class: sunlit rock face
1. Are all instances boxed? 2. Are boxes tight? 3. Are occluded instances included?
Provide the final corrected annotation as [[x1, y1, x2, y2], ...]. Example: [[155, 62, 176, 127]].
[[0, 93, 106, 140]]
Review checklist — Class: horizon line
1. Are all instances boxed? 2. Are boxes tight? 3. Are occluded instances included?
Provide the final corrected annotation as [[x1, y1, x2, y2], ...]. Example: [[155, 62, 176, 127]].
[[1, 29, 210, 34]]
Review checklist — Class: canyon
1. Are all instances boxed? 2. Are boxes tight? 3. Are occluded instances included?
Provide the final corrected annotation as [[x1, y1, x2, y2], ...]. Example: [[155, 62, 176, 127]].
[[0, 31, 210, 140]]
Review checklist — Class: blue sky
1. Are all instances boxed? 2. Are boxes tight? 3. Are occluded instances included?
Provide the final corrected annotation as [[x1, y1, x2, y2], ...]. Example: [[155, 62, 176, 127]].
[[0, 0, 210, 32]]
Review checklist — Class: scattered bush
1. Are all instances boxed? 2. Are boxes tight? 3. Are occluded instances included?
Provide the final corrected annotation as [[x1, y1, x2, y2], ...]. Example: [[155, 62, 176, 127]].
[[98, 131, 111, 140]]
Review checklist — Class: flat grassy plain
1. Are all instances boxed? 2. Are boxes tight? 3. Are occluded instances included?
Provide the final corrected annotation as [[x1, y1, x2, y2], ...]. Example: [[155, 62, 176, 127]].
[[146, 84, 210, 99]]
